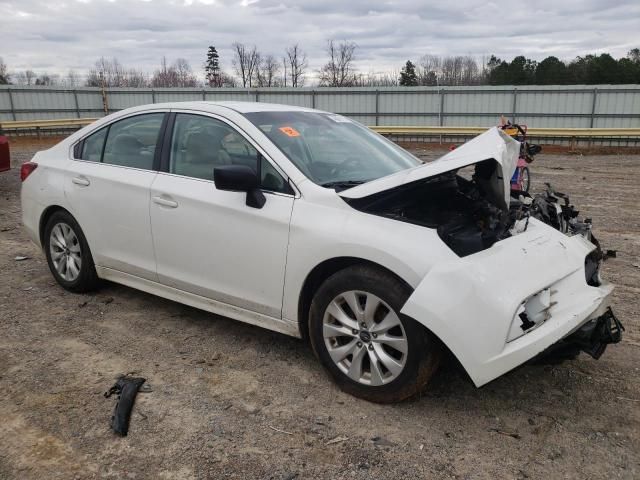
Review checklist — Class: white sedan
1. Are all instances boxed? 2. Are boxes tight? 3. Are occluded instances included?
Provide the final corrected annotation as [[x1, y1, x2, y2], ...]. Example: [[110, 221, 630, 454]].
[[21, 102, 621, 402]]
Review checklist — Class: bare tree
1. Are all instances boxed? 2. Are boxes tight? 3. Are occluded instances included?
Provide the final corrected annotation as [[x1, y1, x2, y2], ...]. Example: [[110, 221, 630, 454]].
[[416, 54, 483, 86], [151, 57, 175, 87], [64, 70, 80, 87], [220, 71, 238, 87], [284, 44, 308, 87], [354, 71, 399, 87], [417, 55, 441, 86], [232, 43, 259, 88], [173, 58, 198, 87], [319, 40, 358, 87], [126, 69, 148, 87], [0, 57, 9, 84], [255, 54, 280, 87], [35, 74, 59, 86], [86, 57, 146, 87], [26, 70, 37, 85], [86, 57, 126, 87]]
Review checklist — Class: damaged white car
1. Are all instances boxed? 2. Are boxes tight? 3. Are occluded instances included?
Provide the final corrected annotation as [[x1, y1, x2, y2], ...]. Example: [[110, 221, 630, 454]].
[[21, 102, 623, 403]]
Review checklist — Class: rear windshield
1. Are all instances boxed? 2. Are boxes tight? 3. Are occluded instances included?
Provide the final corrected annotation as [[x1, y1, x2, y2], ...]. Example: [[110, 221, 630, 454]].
[[243, 111, 420, 188]]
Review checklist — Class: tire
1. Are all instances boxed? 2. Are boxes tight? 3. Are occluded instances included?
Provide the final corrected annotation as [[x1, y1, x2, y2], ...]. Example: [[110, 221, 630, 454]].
[[521, 166, 530, 193], [308, 265, 441, 403], [43, 210, 100, 293]]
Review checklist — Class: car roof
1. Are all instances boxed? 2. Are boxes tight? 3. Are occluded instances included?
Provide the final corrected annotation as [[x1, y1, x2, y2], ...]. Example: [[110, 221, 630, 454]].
[[208, 101, 319, 114], [122, 101, 320, 115]]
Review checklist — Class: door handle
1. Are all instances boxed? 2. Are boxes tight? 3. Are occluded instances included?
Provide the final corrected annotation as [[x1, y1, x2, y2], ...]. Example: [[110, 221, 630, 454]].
[[152, 195, 178, 208], [72, 176, 90, 187]]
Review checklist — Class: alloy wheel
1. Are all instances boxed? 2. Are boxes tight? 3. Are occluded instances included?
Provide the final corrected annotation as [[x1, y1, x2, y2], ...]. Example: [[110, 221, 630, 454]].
[[49, 222, 82, 282], [322, 290, 408, 386]]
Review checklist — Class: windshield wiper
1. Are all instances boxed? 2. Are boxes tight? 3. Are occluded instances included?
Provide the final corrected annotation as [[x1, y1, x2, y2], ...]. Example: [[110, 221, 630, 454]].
[[321, 180, 365, 191]]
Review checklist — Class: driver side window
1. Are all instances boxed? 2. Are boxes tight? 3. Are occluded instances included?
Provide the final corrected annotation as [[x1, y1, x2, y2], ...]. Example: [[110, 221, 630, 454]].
[[169, 114, 293, 194]]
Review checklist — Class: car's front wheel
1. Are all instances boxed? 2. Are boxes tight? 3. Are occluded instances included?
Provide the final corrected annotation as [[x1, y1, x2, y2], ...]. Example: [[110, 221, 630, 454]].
[[309, 265, 441, 403], [44, 210, 100, 293]]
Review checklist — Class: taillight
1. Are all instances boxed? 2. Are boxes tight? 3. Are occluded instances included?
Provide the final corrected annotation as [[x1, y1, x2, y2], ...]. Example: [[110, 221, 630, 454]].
[[20, 162, 38, 182]]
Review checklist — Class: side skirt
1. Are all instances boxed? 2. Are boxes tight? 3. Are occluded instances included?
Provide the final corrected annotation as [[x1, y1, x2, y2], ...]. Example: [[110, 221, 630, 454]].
[[96, 266, 301, 338]]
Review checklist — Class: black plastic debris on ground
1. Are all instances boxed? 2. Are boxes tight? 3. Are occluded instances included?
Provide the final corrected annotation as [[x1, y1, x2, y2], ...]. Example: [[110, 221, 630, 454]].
[[104, 376, 147, 436]]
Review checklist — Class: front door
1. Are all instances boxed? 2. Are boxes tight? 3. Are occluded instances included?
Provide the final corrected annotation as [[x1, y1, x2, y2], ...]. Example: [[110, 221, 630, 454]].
[[149, 113, 295, 318]]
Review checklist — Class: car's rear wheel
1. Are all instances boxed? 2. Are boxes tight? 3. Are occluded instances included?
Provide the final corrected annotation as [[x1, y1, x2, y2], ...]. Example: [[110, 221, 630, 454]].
[[44, 210, 99, 293], [309, 265, 441, 403]]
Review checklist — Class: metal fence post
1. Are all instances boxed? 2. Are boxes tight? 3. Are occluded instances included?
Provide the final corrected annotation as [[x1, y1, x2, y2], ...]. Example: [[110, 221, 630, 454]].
[[151, 89, 156, 103], [202, 89, 206, 101], [590, 88, 598, 128], [311, 89, 316, 109], [512, 88, 518, 123], [255, 90, 260, 102], [439, 89, 445, 144], [375, 89, 380, 126], [7, 88, 16, 121], [73, 89, 81, 118]]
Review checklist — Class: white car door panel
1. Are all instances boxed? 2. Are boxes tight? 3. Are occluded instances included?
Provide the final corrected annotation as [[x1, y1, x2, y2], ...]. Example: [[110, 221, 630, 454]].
[[150, 174, 294, 317], [64, 161, 158, 280], [64, 112, 166, 281], [149, 112, 295, 318]]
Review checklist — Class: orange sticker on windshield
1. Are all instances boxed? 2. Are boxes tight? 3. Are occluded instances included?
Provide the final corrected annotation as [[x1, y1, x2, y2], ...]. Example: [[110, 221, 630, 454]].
[[279, 126, 300, 137]]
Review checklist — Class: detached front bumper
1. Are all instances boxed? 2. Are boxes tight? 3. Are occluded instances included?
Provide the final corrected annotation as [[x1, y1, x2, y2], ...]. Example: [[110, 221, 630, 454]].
[[401, 219, 622, 387]]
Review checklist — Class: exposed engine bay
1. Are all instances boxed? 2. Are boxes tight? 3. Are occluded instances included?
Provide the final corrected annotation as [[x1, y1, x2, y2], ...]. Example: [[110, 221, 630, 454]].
[[345, 159, 516, 257], [346, 159, 615, 271]]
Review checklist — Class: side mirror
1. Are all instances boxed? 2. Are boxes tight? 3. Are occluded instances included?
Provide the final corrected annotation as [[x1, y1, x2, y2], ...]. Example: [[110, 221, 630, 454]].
[[213, 165, 266, 209]]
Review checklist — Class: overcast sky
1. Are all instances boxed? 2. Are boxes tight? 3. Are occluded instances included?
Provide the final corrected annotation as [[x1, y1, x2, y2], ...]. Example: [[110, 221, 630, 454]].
[[1, 0, 639, 80]]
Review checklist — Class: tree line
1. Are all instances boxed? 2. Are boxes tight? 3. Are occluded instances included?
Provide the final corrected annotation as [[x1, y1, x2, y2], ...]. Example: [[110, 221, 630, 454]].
[[1, 45, 639, 88], [399, 50, 640, 86]]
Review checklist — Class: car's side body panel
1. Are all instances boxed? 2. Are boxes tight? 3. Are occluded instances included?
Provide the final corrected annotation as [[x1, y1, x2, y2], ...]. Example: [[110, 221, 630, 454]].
[[281, 184, 459, 325], [20, 150, 68, 248], [150, 171, 294, 318], [97, 266, 299, 336], [64, 160, 159, 281]]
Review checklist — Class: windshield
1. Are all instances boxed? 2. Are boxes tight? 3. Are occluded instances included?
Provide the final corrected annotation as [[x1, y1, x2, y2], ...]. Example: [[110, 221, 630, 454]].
[[243, 111, 421, 189]]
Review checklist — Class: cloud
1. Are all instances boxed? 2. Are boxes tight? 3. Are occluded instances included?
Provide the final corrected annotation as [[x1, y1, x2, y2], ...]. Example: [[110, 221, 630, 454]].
[[1, 0, 638, 79]]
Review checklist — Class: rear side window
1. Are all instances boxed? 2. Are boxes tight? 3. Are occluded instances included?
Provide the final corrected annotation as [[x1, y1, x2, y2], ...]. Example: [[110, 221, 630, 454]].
[[76, 113, 165, 169], [80, 127, 107, 162], [102, 113, 164, 170]]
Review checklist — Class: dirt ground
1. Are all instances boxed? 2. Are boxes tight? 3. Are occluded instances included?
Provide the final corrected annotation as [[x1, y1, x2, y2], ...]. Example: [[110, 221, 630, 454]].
[[1, 137, 639, 479]]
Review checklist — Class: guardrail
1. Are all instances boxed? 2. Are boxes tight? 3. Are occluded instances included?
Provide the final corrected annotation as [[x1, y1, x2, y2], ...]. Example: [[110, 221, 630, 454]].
[[1, 118, 639, 144], [370, 126, 640, 137], [0, 118, 98, 135]]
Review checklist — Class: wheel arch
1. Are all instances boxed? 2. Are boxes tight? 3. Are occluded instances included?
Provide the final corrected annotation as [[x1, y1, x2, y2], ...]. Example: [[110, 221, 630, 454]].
[[39, 205, 72, 247], [296, 256, 413, 341]]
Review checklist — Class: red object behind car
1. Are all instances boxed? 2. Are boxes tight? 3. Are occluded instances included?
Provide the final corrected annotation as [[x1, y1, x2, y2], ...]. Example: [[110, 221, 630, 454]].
[[0, 135, 10, 172]]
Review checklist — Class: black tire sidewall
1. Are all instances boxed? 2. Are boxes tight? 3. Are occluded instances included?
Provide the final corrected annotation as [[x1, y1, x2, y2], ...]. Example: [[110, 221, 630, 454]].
[[44, 211, 98, 293], [309, 265, 440, 403]]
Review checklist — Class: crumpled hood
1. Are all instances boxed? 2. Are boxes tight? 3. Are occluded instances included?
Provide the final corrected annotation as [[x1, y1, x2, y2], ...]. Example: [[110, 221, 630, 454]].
[[340, 127, 521, 207]]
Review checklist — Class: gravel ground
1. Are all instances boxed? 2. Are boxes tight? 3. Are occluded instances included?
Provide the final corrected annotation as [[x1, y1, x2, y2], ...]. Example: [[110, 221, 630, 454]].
[[1, 138, 639, 479]]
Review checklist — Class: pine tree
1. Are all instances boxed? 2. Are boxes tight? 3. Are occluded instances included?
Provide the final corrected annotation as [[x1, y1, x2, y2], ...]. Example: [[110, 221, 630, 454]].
[[205, 46, 221, 87], [399, 60, 418, 86]]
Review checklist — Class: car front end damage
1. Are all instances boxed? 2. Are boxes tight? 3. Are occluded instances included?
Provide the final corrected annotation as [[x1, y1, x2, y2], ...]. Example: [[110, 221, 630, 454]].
[[400, 220, 621, 386], [341, 127, 623, 387]]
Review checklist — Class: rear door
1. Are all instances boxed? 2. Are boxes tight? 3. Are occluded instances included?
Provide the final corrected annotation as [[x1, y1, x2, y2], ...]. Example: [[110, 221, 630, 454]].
[[64, 112, 167, 280], [149, 112, 295, 318]]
